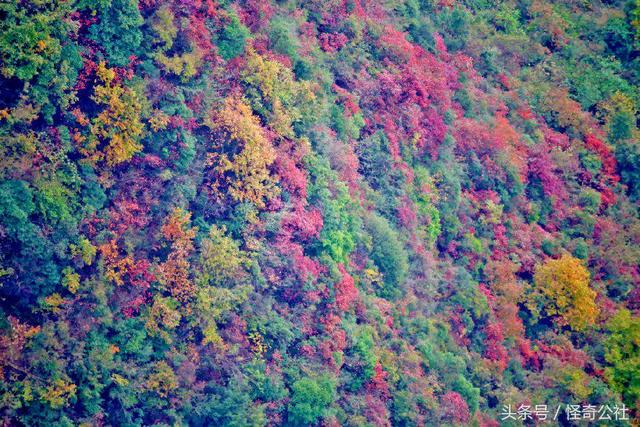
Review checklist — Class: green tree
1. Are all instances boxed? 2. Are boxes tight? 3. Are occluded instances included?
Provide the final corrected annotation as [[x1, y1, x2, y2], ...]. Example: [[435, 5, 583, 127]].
[[0, 0, 82, 121], [616, 140, 640, 201], [89, 0, 143, 67], [604, 309, 640, 410], [366, 213, 409, 300], [287, 375, 336, 426], [216, 14, 250, 60], [268, 18, 298, 60]]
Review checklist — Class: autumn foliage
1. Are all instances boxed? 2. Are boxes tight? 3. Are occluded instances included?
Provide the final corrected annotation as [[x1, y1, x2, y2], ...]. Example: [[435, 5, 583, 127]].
[[206, 96, 278, 207], [530, 255, 599, 331], [0, 0, 638, 424]]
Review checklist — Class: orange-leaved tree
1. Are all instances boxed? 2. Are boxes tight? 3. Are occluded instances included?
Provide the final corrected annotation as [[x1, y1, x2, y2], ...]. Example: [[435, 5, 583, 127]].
[[157, 207, 197, 302]]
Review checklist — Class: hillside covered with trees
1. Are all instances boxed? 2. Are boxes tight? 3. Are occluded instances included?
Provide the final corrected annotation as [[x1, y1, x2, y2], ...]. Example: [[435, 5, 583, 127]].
[[0, 0, 639, 425]]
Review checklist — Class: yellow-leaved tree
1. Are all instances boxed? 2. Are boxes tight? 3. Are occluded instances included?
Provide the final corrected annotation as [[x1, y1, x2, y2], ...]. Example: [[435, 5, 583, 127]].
[[90, 62, 144, 166], [193, 225, 252, 347], [528, 254, 598, 331], [205, 97, 277, 208], [241, 48, 316, 138]]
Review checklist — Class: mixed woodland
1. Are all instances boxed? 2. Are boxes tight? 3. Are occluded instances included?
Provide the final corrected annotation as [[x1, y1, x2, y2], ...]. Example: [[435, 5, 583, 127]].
[[0, 0, 639, 425]]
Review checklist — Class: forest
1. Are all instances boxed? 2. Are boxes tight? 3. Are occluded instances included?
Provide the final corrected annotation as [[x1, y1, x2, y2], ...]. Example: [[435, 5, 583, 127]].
[[0, 0, 639, 425]]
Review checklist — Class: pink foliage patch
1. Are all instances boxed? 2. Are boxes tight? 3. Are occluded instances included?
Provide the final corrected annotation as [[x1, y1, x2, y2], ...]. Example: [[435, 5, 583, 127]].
[[334, 264, 359, 311]]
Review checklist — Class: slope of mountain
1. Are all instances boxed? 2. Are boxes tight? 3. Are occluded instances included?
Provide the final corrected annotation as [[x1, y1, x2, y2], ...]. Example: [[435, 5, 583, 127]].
[[0, 0, 639, 425]]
